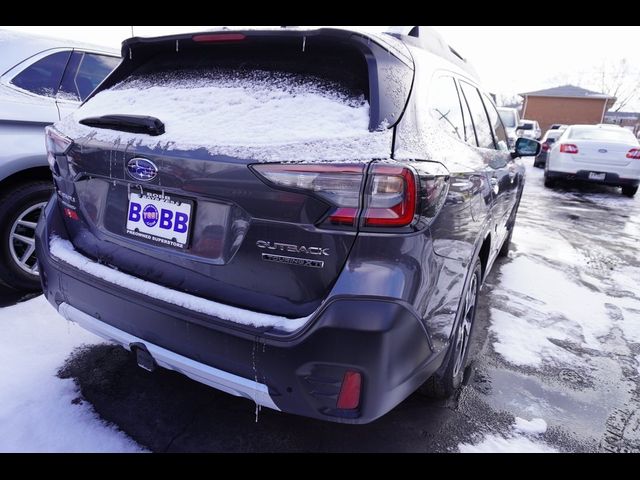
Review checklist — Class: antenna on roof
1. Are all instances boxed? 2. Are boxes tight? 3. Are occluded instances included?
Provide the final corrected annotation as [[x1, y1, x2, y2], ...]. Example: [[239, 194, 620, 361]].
[[131, 26, 134, 37]]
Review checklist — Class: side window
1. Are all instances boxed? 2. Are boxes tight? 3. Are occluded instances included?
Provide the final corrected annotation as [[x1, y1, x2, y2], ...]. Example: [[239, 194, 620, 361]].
[[457, 82, 477, 146], [481, 93, 509, 151], [459, 81, 496, 149], [10, 51, 71, 97], [428, 76, 465, 140], [59, 52, 119, 101]]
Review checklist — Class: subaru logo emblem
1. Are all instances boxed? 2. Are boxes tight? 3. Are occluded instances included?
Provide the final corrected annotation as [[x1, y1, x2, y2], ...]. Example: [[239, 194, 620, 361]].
[[127, 158, 158, 181]]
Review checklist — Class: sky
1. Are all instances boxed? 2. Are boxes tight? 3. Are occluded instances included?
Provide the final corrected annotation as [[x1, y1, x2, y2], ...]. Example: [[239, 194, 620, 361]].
[[2, 25, 638, 110]]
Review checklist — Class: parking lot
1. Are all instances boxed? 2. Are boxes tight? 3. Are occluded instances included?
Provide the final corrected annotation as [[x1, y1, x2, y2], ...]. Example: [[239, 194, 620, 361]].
[[1, 163, 638, 452]]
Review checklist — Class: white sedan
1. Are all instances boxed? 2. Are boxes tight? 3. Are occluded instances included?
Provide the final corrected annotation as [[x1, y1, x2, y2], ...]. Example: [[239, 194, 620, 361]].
[[544, 125, 640, 197]]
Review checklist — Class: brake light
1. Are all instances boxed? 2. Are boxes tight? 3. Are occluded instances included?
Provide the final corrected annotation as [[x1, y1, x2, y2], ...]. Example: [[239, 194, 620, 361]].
[[251, 164, 365, 226], [251, 162, 432, 230], [337, 371, 362, 410], [192, 33, 246, 43], [542, 143, 550, 152], [364, 165, 417, 227], [627, 148, 640, 159], [560, 144, 579, 154]]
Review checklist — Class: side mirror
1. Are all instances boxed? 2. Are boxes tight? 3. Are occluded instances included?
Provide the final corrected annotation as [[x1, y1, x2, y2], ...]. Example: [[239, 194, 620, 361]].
[[513, 137, 541, 158]]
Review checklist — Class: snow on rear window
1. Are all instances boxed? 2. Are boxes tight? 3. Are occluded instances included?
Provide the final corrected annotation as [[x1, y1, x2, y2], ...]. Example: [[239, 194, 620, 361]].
[[55, 70, 392, 162]]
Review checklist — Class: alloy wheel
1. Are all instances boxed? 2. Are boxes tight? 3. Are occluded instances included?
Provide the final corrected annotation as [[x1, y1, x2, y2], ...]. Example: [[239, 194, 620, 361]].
[[452, 272, 478, 378], [8, 202, 46, 276]]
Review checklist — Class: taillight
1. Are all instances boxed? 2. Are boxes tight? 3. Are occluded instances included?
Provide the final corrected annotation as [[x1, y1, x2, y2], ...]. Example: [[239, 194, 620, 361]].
[[44, 126, 72, 169], [560, 144, 579, 154], [192, 33, 246, 43], [363, 165, 416, 227], [251, 164, 365, 226], [251, 162, 438, 231], [626, 148, 640, 159], [542, 143, 550, 152]]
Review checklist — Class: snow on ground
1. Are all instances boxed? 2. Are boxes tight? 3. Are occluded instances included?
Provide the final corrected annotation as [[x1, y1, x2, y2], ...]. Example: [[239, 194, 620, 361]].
[[489, 164, 640, 370], [459, 417, 556, 453], [54, 71, 392, 162], [0, 296, 143, 452]]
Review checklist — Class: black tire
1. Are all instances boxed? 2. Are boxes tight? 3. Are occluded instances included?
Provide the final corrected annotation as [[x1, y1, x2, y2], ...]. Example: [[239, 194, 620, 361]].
[[544, 173, 555, 188], [420, 258, 482, 398], [0, 181, 53, 291], [622, 186, 638, 198]]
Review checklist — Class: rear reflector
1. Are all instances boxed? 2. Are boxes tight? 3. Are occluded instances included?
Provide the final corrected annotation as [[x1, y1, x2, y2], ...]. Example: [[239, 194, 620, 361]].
[[192, 33, 246, 43], [337, 371, 362, 410], [627, 148, 640, 159], [64, 208, 79, 221], [560, 144, 579, 154]]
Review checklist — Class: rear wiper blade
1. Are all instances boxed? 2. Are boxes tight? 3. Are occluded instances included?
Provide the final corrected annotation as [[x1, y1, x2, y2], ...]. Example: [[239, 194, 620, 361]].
[[79, 115, 165, 136]]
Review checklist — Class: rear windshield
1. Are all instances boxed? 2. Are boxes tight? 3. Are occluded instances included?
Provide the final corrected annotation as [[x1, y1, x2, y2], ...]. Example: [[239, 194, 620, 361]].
[[56, 48, 393, 162], [568, 127, 639, 143]]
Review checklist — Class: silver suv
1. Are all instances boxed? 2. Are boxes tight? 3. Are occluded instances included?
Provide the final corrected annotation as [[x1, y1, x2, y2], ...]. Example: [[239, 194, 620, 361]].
[[0, 30, 118, 290]]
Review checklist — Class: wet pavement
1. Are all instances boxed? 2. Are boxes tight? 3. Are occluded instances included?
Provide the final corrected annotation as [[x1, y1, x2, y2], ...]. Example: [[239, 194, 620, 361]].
[[5, 163, 640, 452]]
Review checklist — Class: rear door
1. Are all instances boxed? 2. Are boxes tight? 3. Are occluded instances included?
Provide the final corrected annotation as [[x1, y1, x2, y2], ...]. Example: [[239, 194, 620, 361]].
[[458, 80, 514, 247]]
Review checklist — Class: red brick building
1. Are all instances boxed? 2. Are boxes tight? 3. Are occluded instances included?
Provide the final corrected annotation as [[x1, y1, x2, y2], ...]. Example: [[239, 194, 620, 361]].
[[520, 85, 616, 134]]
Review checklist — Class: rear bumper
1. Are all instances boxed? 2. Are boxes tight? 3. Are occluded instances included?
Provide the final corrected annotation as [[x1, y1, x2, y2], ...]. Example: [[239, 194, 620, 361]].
[[545, 169, 640, 187], [36, 197, 438, 424], [547, 152, 640, 186], [58, 302, 279, 410]]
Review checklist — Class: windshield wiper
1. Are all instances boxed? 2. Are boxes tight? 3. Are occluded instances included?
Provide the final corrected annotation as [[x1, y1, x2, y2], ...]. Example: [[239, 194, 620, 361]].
[[79, 115, 165, 136]]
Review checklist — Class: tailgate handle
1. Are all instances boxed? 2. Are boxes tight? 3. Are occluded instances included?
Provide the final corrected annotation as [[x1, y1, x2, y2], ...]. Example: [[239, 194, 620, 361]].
[[80, 114, 165, 136]]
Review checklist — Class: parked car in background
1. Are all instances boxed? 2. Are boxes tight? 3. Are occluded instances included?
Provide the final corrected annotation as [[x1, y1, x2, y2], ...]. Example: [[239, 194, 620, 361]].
[[497, 107, 521, 147], [535, 129, 565, 168], [545, 124, 640, 197], [36, 26, 540, 424], [517, 119, 542, 140], [0, 30, 119, 290], [549, 124, 568, 130]]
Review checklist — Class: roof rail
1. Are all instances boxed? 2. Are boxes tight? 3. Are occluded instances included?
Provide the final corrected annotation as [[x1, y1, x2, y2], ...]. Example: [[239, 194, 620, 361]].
[[386, 26, 479, 80]]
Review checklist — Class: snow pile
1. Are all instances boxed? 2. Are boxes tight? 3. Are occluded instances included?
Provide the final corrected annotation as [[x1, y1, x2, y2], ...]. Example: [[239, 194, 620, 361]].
[[55, 71, 392, 162], [0, 296, 143, 452], [49, 236, 311, 332], [459, 417, 556, 453], [514, 417, 548, 434]]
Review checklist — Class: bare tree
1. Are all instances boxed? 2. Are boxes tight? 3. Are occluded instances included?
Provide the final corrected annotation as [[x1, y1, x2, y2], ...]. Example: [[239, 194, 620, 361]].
[[593, 58, 640, 112]]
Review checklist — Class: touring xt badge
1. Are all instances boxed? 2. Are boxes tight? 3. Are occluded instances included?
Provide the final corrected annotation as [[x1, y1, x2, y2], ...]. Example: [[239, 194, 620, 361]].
[[256, 240, 329, 269]]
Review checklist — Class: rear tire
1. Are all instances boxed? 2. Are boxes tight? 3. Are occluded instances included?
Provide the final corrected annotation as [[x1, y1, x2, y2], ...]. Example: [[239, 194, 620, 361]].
[[544, 173, 555, 188], [0, 181, 53, 291], [420, 258, 482, 398], [622, 186, 638, 198]]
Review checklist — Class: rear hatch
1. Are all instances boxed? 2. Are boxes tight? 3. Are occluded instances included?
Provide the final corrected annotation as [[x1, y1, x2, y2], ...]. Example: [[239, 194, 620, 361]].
[[50, 28, 413, 319]]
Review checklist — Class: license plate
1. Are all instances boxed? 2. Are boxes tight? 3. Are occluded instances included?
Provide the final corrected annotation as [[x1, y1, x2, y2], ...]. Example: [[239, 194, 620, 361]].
[[588, 172, 606, 181], [126, 191, 192, 249]]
